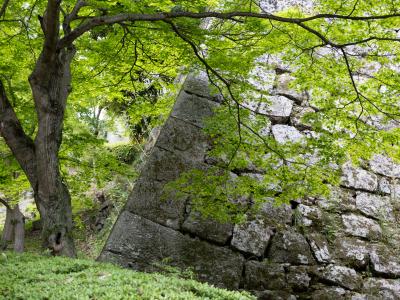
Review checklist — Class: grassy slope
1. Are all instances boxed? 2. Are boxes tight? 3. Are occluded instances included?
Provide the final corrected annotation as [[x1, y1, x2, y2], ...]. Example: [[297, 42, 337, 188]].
[[0, 252, 255, 300]]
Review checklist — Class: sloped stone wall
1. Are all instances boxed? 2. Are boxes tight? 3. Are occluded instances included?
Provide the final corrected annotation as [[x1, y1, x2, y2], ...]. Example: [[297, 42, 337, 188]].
[[100, 74, 400, 299]]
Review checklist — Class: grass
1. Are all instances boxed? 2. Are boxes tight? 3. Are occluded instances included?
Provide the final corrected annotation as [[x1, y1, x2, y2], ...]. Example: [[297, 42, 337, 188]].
[[0, 252, 255, 300]]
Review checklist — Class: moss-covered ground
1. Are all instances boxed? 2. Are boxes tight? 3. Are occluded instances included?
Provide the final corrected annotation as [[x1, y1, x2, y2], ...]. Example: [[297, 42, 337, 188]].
[[0, 252, 254, 300]]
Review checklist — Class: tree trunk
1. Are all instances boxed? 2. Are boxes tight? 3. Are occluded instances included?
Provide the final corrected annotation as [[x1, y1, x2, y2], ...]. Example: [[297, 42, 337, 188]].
[[12, 205, 24, 253], [28, 45, 77, 257], [1, 206, 13, 249], [1, 204, 25, 252]]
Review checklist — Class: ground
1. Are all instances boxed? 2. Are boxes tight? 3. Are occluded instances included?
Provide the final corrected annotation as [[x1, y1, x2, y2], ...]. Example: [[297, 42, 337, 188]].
[[0, 252, 254, 300]]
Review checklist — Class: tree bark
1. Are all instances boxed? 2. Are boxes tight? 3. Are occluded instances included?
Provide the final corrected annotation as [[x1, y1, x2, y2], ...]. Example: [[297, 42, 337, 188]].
[[28, 45, 77, 257], [1, 206, 13, 249], [12, 205, 24, 253], [0, 201, 25, 252]]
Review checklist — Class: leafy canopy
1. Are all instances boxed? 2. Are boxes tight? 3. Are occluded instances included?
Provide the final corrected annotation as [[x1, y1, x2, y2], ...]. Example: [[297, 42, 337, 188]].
[[0, 0, 399, 220]]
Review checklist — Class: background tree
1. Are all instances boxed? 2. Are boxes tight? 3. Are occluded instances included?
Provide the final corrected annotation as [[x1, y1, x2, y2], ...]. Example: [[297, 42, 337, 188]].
[[0, 0, 399, 256]]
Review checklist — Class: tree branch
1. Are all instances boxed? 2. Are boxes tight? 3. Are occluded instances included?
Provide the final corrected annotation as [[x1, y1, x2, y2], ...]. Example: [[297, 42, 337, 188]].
[[63, 0, 87, 34], [0, 79, 37, 187], [41, 0, 61, 60], [58, 10, 400, 48], [0, 0, 10, 18], [0, 197, 11, 210]]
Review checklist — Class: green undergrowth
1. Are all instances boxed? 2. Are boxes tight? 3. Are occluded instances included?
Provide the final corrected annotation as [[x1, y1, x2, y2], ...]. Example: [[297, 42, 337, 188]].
[[0, 252, 254, 300]]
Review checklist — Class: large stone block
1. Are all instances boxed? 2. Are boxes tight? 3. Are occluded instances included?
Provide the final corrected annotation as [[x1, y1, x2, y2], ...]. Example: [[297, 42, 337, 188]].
[[125, 178, 187, 229], [307, 233, 331, 263], [286, 266, 311, 291], [355, 192, 394, 221], [258, 95, 294, 123], [171, 91, 218, 128], [370, 154, 400, 178], [244, 261, 286, 291], [100, 211, 245, 289], [231, 219, 274, 257], [334, 237, 369, 269], [370, 247, 400, 278], [155, 116, 210, 161], [291, 105, 315, 130], [342, 214, 381, 240], [272, 125, 303, 144], [182, 73, 212, 99], [268, 229, 315, 265], [182, 210, 233, 245], [363, 278, 400, 299], [318, 265, 362, 291], [140, 146, 207, 183], [341, 162, 378, 192]]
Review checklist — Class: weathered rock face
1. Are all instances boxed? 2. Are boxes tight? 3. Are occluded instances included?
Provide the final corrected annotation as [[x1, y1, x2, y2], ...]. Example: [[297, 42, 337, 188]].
[[100, 73, 400, 298]]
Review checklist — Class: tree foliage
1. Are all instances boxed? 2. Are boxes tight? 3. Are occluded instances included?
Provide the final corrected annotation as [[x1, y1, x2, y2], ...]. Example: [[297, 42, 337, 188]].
[[0, 0, 399, 250]]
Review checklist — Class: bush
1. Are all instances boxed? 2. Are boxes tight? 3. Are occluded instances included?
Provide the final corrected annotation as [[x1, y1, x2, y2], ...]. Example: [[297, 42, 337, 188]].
[[0, 252, 254, 300]]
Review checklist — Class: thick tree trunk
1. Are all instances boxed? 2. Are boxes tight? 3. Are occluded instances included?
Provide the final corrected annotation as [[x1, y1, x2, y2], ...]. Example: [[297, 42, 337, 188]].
[[0, 1, 77, 257], [28, 46, 77, 257]]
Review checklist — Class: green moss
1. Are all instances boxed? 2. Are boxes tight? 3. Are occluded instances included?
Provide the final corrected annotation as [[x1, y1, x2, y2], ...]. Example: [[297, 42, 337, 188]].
[[0, 252, 254, 300]]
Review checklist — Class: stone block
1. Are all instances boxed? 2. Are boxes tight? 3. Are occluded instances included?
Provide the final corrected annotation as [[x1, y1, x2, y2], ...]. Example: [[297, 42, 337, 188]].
[[334, 237, 369, 269], [272, 125, 303, 144], [182, 73, 211, 98], [231, 219, 274, 256], [182, 210, 233, 245], [341, 162, 378, 192], [244, 261, 286, 290], [291, 105, 315, 130], [370, 154, 400, 178], [155, 116, 210, 161], [355, 192, 394, 221], [342, 214, 381, 240], [307, 233, 331, 263], [100, 211, 245, 289], [268, 229, 315, 265], [370, 247, 400, 278], [171, 91, 217, 128], [125, 178, 187, 229], [287, 266, 311, 291], [363, 278, 400, 299], [258, 95, 294, 123], [318, 265, 362, 290]]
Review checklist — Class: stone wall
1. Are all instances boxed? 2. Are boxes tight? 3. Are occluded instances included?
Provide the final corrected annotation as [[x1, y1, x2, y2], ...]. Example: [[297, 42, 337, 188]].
[[100, 73, 400, 299]]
